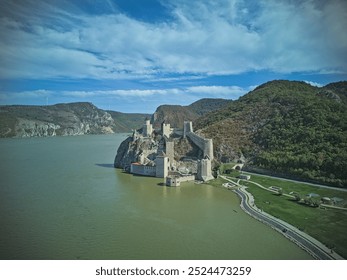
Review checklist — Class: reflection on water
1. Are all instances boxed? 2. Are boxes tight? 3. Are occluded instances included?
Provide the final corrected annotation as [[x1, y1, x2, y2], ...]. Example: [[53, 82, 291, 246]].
[[0, 134, 312, 260]]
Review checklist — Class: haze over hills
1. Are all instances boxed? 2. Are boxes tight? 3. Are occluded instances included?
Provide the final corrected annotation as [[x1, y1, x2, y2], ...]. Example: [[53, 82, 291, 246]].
[[195, 80, 347, 187]]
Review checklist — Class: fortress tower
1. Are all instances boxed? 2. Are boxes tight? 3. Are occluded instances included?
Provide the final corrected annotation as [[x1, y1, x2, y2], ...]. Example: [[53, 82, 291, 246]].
[[155, 152, 169, 178], [197, 156, 214, 182], [203, 139, 214, 161], [165, 140, 175, 166], [183, 121, 193, 138], [143, 119, 153, 137], [162, 121, 171, 138]]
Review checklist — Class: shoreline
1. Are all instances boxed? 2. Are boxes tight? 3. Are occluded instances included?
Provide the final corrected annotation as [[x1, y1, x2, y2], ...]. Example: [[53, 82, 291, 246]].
[[220, 176, 344, 260]]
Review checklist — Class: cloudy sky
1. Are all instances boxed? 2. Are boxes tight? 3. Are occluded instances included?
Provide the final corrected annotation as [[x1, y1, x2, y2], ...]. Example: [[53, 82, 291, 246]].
[[1, 0, 346, 113]]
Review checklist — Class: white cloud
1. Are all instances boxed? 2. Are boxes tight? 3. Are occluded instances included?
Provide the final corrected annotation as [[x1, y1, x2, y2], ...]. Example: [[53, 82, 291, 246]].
[[61, 85, 249, 99], [3, 89, 53, 98], [2, 85, 248, 101], [0, 0, 346, 79], [304, 81, 323, 87], [253, 0, 347, 73], [62, 89, 179, 98]]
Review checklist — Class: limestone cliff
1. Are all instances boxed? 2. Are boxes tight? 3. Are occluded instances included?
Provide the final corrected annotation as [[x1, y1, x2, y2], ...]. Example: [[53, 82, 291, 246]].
[[0, 102, 147, 138]]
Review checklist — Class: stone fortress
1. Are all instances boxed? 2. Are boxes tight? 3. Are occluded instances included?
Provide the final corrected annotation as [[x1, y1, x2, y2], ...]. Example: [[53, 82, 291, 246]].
[[115, 119, 214, 186]]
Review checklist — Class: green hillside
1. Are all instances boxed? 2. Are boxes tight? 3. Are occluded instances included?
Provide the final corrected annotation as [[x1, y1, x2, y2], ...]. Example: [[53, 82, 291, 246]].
[[106, 111, 150, 132], [151, 98, 231, 128], [196, 80, 347, 187]]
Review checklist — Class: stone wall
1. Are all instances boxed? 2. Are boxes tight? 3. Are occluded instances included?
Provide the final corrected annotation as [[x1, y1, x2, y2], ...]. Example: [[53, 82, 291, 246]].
[[183, 121, 193, 137], [186, 132, 214, 160], [166, 174, 195, 186], [130, 163, 156, 176], [165, 141, 175, 163]]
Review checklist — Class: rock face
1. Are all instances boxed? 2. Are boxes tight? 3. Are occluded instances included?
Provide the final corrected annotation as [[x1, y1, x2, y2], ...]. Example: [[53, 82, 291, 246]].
[[0, 102, 144, 138], [114, 136, 140, 169], [15, 119, 62, 137]]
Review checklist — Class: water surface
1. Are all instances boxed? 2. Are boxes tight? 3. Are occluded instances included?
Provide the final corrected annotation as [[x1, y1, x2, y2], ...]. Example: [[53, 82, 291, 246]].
[[0, 134, 312, 259]]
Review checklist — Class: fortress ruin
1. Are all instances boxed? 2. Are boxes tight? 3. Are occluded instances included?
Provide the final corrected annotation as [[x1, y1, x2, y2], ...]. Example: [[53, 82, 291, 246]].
[[124, 119, 214, 186]]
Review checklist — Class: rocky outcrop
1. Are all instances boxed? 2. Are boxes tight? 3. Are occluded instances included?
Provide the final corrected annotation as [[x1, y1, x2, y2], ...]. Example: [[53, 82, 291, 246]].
[[114, 131, 168, 169], [114, 136, 137, 169], [15, 118, 61, 137]]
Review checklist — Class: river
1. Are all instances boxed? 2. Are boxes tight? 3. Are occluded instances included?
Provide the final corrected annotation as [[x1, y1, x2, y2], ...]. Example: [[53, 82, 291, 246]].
[[0, 134, 312, 259]]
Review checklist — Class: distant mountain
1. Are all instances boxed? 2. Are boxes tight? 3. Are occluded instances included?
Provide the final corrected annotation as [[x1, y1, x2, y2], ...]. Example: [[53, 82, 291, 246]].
[[106, 111, 151, 132], [151, 98, 232, 128], [195, 80, 347, 187], [188, 98, 233, 116], [0, 102, 149, 137]]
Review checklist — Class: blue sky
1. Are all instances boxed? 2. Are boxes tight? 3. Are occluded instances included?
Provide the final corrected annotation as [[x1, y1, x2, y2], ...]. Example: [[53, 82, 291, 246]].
[[0, 0, 346, 113]]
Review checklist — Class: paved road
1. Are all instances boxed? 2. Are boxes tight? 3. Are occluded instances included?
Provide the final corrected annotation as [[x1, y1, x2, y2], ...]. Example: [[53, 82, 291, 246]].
[[233, 187, 341, 260]]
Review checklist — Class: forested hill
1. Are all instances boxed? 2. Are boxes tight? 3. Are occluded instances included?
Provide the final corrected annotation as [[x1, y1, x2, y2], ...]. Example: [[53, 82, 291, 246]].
[[151, 98, 232, 128], [195, 80, 347, 187], [106, 111, 151, 132]]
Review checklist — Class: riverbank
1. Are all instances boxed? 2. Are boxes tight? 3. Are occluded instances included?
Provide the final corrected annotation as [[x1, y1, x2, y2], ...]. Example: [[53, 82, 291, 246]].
[[220, 176, 344, 260]]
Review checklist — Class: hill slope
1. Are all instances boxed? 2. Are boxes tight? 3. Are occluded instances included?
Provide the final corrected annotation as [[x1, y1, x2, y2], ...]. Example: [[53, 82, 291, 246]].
[[106, 111, 150, 132], [195, 80, 347, 187], [151, 98, 232, 128], [0, 102, 149, 137]]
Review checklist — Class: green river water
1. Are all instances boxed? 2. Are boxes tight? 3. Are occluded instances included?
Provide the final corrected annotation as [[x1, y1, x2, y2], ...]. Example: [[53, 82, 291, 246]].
[[0, 134, 312, 259]]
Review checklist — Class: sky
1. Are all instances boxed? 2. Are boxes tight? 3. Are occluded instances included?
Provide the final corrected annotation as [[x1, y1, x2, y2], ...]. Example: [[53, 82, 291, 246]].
[[0, 0, 346, 113]]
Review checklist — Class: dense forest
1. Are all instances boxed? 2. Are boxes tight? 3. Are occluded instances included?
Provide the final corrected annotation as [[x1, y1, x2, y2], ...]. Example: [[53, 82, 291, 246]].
[[196, 80, 347, 187]]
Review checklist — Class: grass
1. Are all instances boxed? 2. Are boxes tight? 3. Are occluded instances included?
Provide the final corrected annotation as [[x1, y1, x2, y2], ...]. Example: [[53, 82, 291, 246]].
[[242, 173, 347, 203], [217, 163, 237, 174], [216, 166, 347, 259], [206, 177, 228, 188]]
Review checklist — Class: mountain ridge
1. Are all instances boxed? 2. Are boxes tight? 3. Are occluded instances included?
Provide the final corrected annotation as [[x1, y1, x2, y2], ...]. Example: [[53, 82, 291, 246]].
[[151, 98, 232, 128], [0, 102, 149, 137], [195, 80, 347, 187]]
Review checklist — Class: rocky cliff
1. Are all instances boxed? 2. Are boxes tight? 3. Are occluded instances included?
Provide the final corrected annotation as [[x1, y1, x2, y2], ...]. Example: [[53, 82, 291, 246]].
[[0, 102, 115, 137]]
